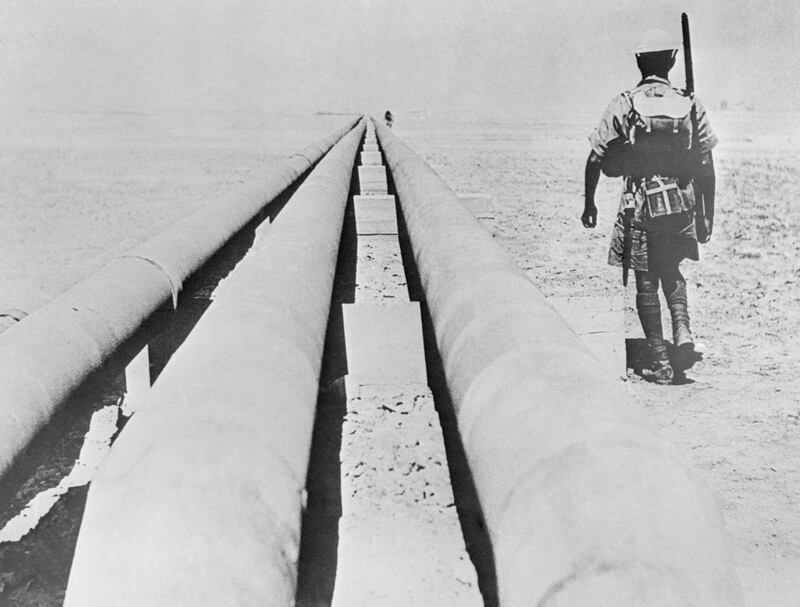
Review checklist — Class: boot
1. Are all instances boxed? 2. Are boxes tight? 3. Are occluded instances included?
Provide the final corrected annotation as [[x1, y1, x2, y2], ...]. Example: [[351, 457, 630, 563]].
[[637, 292, 674, 385], [665, 280, 695, 369]]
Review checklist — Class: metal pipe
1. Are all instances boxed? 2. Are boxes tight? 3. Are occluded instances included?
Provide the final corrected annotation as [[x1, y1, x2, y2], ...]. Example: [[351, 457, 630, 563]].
[[64, 120, 365, 606], [0, 118, 360, 479], [373, 120, 742, 607]]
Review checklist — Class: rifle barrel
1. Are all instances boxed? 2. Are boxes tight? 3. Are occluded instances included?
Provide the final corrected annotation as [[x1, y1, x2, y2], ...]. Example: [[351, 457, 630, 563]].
[[682, 12, 695, 95]]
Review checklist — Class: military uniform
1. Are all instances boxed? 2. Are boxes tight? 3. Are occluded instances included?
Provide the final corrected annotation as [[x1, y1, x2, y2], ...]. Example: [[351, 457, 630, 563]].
[[582, 50, 719, 384], [589, 76, 718, 273]]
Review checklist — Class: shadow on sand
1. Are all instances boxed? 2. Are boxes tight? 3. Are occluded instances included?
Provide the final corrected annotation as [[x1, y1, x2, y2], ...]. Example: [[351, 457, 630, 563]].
[[626, 337, 704, 385]]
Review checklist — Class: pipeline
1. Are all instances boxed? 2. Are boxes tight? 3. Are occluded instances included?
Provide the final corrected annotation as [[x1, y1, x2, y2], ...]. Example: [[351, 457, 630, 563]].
[[373, 120, 743, 606], [63, 119, 365, 606], [0, 117, 360, 480]]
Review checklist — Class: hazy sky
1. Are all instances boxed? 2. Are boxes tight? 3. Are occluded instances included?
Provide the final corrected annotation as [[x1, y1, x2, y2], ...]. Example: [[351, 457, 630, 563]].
[[1, 0, 797, 117]]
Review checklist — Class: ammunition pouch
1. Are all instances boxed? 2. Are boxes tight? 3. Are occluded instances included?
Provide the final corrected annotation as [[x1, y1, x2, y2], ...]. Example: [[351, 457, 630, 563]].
[[640, 176, 694, 233]]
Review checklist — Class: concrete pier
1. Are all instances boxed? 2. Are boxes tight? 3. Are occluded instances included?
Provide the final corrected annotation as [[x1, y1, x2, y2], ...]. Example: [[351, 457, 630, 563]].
[[357, 165, 388, 195]]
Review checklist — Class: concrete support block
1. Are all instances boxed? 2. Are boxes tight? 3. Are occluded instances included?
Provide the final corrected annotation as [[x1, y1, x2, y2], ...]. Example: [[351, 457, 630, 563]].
[[363, 144, 379, 152], [342, 303, 427, 384], [358, 165, 388, 195], [123, 345, 151, 411], [353, 195, 397, 235], [360, 151, 383, 166], [549, 296, 626, 378]]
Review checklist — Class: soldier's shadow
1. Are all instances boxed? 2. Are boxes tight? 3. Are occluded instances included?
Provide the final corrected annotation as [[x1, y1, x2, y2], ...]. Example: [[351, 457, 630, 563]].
[[626, 338, 703, 385]]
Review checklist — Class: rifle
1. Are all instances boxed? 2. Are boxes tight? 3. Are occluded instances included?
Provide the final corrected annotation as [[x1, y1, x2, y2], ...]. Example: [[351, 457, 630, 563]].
[[682, 13, 708, 238], [682, 13, 694, 96]]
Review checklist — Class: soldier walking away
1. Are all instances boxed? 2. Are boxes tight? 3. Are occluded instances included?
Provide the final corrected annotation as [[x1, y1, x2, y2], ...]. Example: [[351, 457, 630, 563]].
[[581, 24, 717, 385], [384, 110, 394, 128]]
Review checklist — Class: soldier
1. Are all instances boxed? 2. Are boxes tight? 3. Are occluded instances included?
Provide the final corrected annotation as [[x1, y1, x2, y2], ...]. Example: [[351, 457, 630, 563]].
[[581, 28, 718, 384], [384, 110, 394, 128]]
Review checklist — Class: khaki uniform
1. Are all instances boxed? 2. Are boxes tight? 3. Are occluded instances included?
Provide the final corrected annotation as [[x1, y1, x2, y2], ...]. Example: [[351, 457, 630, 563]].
[[589, 76, 718, 273]]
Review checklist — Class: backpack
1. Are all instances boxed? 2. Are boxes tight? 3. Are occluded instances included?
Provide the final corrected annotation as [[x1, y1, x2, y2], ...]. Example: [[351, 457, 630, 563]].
[[628, 87, 694, 154], [600, 86, 696, 178]]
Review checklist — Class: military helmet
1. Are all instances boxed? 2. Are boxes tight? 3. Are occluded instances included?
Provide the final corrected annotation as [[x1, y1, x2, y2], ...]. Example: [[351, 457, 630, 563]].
[[634, 29, 679, 55]]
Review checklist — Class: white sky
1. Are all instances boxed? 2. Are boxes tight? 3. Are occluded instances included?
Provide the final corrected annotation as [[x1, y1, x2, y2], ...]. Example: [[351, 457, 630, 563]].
[[1, 0, 797, 117]]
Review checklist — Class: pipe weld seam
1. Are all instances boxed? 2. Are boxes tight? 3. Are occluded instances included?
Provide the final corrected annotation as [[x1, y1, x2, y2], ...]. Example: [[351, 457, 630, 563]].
[[120, 255, 184, 308]]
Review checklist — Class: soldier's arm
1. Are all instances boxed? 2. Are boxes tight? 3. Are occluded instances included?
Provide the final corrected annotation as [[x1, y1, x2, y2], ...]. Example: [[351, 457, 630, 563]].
[[694, 151, 715, 243], [584, 93, 629, 228], [582, 151, 602, 228]]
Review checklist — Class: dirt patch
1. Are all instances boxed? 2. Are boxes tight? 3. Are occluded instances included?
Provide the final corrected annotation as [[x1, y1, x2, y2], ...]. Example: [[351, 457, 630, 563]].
[[334, 383, 481, 606]]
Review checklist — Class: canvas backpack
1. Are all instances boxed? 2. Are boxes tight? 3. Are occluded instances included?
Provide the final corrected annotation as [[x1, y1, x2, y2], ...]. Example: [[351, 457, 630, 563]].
[[600, 85, 696, 178], [627, 86, 694, 154]]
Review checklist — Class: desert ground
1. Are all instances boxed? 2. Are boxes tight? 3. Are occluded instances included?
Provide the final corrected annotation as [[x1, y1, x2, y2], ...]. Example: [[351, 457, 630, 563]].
[[0, 108, 798, 605]]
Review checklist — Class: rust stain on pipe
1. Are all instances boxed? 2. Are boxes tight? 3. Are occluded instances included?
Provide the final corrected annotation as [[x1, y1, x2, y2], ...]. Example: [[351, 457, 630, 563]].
[[373, 119, 742, 607], [0, 118, 360, 480], [64, 120, 366, 606]]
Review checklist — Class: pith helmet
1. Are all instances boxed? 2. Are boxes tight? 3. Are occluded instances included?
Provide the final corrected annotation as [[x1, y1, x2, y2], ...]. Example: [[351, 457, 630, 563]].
[[634, 29, 679, 54]]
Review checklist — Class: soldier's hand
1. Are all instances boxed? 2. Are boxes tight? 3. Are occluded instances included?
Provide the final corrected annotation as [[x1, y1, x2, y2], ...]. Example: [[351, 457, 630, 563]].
[[581, 203, 597, 228]]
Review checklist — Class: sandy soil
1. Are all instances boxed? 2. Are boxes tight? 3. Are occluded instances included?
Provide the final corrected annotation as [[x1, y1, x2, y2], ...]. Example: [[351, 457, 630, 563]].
[[396, 110, 800, 606], [0, 109, 798, 605], [335, 383, 481, 606]]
